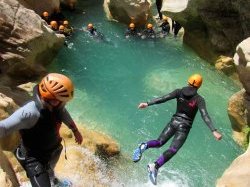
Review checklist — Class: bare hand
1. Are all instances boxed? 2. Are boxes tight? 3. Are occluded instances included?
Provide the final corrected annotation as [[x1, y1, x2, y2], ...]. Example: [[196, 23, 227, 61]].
[[213, 131, 222, 140], [138, 102, 148, 109], [73, 130, 83, 144]]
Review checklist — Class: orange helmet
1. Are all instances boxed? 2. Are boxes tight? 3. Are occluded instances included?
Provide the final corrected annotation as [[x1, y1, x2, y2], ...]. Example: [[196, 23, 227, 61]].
[[87, 23, 93, 29], [50, 21, 58, 29], [63, 20, 69, 26], [163, 16, 169, 21], [188, 74, 203, 88], [59, 25, 65, 31], [39, 73, 74, 102], [129, 23, 135, 28], [42, 11, 49, 17], [147, 23, 153, 29]]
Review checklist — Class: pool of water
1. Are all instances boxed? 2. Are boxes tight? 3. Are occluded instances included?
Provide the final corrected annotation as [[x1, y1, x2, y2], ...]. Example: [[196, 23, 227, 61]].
[[49, 1, 242, 186]]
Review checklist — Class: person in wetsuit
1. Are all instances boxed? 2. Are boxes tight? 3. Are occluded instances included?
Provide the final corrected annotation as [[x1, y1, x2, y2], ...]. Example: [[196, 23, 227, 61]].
[[63, 20, 73, 37], [141, 23, 156, 39], [132, 74, 222, 185], [50, 20, 58, 31], [87, 23, 98, 36], [125, 23, 140, 38], [160, 16, 170, 35], [41, 11, 50, 24], [0, 73, 83, 187]]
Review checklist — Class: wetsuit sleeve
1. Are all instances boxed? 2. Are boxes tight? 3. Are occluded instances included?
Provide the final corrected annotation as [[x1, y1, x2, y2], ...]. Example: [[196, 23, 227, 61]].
[[197, 97, 217, 132], [58, 107, 78, 132], [0, 101, 40, 137], [147, 89, 180, 106]]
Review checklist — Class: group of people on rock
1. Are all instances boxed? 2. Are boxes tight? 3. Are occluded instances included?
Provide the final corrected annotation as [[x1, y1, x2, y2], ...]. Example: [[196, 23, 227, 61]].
[[41, 9, 73, 37]]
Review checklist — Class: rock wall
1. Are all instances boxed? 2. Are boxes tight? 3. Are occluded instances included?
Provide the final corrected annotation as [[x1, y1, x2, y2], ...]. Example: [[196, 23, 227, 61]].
[[217, 37, 250, 187], [104, 0, 152, 26], [216, 143, 250, 187], [233, 37, 250, 127], [18, 0, 60, 15], [0, 0, 64, 85], [162, 0, 250, 62], [0, 148, 19, 187]]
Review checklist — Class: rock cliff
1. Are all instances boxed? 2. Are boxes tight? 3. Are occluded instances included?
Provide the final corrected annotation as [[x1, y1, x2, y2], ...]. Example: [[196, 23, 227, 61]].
[[0, 0, 64, 85], [162, 0, 250, 62], [104, 0, 152, 26], [217, 37, 250, 187]]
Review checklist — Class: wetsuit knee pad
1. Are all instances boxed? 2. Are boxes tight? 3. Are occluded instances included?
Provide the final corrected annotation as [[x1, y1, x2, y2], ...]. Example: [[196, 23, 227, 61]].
[[167, 147, 178, 154], [25, 161, 47, 178]]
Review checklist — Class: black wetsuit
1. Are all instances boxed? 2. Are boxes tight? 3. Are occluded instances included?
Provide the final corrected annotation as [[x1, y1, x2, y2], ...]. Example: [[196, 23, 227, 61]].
[[125, 28, 138, 37], [145, 86, 216, 169], [88, 28, 98, 36], [156, 0, 163, 20], [160, 21, 170, 34], [172, 20, 182, 37], [142, 29, 156, 39]]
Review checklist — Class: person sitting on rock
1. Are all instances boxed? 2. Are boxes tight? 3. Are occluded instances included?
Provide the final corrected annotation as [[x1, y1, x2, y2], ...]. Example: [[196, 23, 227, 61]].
[[63, 20, 74, 36], [0, 73, 83, 187], [58, 25, 66, 35], [50, 20, 58, 31], [41, 11, 50, 24], [141, 23, 156, 39]]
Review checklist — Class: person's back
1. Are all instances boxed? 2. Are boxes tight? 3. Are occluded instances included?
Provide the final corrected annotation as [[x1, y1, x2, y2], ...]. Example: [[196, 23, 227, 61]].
[[133, 74, 222, 185]]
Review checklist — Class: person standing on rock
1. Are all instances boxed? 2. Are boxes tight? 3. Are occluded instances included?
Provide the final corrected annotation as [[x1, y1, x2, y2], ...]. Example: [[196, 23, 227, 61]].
[[0, 73, 83, 187], [132, 74, 222, 185]]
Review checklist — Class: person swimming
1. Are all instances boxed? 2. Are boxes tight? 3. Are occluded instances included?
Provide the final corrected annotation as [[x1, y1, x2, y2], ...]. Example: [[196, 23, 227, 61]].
[[125, 23, 140, 38], [141, 23, 156, 39]]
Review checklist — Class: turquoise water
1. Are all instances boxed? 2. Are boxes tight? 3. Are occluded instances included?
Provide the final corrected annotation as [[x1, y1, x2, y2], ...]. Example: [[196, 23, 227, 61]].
[[49, 1, 242, 186]]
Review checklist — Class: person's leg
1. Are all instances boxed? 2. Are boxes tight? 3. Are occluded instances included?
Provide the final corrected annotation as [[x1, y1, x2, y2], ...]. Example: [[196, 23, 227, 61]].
[[147, 126, 189, 185], [147, 121, 176, 149], [25, 157, 51, 187], [15, 145, 51, 187], [155, 127, 190, 169], [47, 144, 63, 184], [133, 121, 175, 162], [156, 0, 163, 19]]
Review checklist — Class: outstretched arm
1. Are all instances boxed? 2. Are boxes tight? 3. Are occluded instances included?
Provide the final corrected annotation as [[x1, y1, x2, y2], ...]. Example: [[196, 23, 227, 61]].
[[197, 97, 222, 140], [138, 89, 180, 109], [59, 107, 83, 144], [0, 101, 39, 137]]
